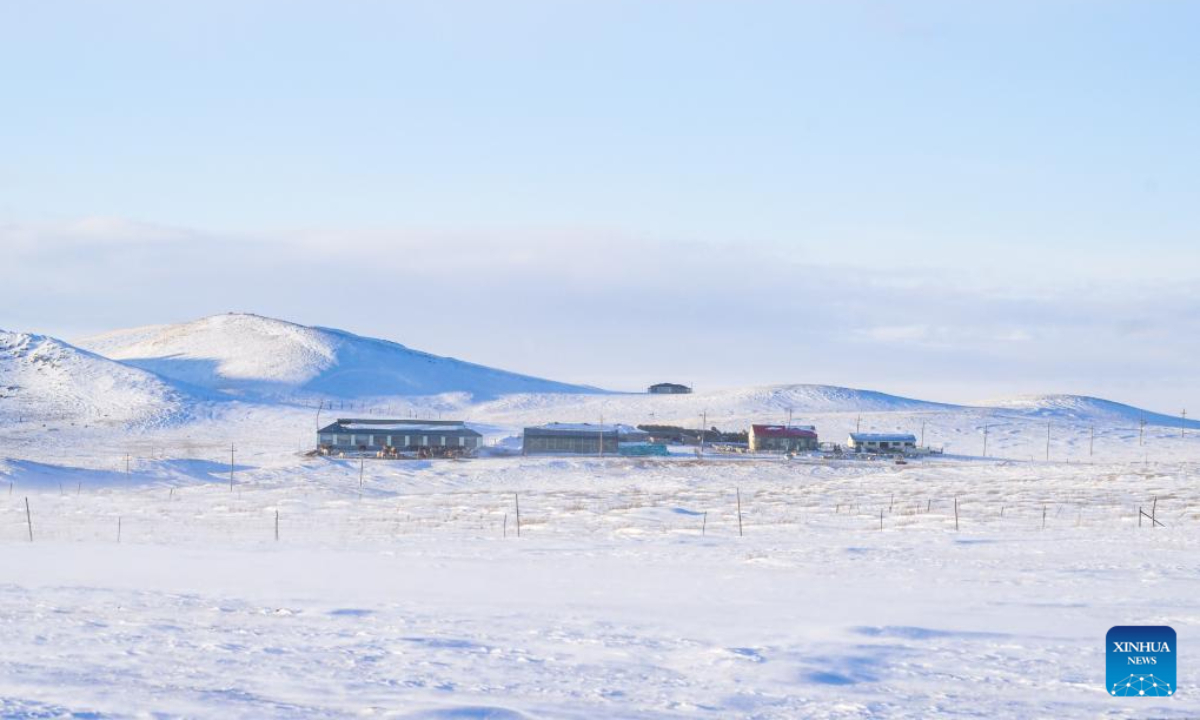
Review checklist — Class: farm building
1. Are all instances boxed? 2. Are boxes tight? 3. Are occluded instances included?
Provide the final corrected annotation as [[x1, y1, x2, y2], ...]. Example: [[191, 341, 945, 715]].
[[847, 433, 917, 454], [317, 419, 482, 457], [748, 424, 818, 453], [523, 423, 652, 455], [637, 425, 747, 445], [648, 382, 692, 395]]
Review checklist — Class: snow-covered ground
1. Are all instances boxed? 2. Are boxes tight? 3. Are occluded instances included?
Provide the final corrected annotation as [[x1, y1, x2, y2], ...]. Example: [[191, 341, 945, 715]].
[[1, 450, 1198, 718], [3, 314, 1199, 717]]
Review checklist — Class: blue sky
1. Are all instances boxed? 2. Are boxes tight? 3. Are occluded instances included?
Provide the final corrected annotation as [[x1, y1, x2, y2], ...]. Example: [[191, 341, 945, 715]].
[[2, 1, 1198, 409]]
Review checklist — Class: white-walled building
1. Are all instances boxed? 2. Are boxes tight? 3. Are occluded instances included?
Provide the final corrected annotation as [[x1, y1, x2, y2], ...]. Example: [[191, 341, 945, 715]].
[[847, 433, 917, 454]]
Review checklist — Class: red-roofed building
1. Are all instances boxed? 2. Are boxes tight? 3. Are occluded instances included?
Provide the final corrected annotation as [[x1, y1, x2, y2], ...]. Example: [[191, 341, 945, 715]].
[[748, 424, 819, 453]]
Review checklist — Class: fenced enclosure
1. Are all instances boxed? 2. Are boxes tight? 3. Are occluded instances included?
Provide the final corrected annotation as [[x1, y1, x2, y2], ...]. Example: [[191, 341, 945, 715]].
[[3, 456, 1197, 547]]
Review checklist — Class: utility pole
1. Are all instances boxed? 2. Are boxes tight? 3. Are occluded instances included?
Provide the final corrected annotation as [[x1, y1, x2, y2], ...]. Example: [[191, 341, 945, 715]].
[[787, 407, 793, 428], [1139, 417, 1146, 446], [700, 410, 707, 454], [920, 420, 926, 448], [856, 415, 862, 433], [1183, 409, 1188, 438]]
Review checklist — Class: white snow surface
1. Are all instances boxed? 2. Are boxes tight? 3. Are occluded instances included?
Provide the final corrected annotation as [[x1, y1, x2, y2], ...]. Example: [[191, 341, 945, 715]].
[[4, 315, 1200, 717], [77, 313, 598, 401], [1, 441, 1199, 718], [976, 393, 1200, 429], [0, 330, 193, 428]]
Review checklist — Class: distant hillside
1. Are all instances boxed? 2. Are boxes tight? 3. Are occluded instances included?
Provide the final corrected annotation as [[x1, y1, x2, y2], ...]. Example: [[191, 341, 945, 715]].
[[0, 330, 191, 426], [975, 394, 1200, 429], [459, 383, 954, 428], [77, 313, 600, 402]]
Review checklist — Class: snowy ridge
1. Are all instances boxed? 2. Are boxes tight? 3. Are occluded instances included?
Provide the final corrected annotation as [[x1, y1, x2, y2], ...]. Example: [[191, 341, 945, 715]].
[[977, 394, 1200, 429], [461, 384, 951, 429], [0, 330, 193, 427], [77, 313, 599, 401], [6, 313, 1191, 439]]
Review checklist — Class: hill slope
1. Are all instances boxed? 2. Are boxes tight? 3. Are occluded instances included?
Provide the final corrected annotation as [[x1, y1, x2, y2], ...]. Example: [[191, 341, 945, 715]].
[[77, 313, 600, 401], [456, 383, 954, 428], [976, 394, 1200, 429], [0, 330, 191, 426]]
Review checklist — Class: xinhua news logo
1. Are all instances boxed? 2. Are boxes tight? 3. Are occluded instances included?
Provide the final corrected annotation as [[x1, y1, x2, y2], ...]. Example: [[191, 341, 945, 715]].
[[1107, 626, 1176, 697]]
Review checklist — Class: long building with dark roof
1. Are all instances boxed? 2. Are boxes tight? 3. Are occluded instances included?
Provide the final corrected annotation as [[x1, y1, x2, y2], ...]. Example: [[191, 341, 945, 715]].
[[317, 418, 481, 456], [522, 422, 650, 455]]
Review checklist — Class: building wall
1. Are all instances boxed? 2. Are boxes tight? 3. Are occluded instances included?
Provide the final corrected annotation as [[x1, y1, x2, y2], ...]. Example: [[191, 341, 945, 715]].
[[750, 435, 818, 453], [850, 440, 915, 453], [319, 431, 479, 452], [523, 434, 619, 454]]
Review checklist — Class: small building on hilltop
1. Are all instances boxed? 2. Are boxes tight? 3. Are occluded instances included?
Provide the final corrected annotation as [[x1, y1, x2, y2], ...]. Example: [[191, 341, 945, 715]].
[[523, 422, 652, 455], [748, 424, 818, 453], [847, 433, 917, 454], [318, 418, 482, 457], [648, 382, 692, 395]]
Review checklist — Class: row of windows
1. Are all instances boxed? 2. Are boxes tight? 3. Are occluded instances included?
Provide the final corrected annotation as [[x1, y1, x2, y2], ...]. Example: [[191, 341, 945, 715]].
[[319, 433, 477, 448]]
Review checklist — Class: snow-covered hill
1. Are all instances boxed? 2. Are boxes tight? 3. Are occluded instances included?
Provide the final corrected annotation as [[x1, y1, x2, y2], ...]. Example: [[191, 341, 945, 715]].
[[77, 313, 599, 401], [976, 394, 1200, 429], [0, 330, 192, 427], [457, 383, 952, 429], [1, 311, 1189, 458]]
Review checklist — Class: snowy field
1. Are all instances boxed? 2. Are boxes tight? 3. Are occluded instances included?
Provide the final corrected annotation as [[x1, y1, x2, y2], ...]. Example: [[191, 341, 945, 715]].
[[2, 442, 1199, 718], [4, 316, 1200, 717]]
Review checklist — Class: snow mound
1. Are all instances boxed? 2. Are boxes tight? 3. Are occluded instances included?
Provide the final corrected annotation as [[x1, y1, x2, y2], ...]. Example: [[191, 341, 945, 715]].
[[0, 330, 191, 426], [976, 394, 1199, 429], [77, 313, 599, 401]]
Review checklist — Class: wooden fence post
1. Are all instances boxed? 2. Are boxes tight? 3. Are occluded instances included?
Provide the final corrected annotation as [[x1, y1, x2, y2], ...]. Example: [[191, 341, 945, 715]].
[[736, 488, 743, 537]]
